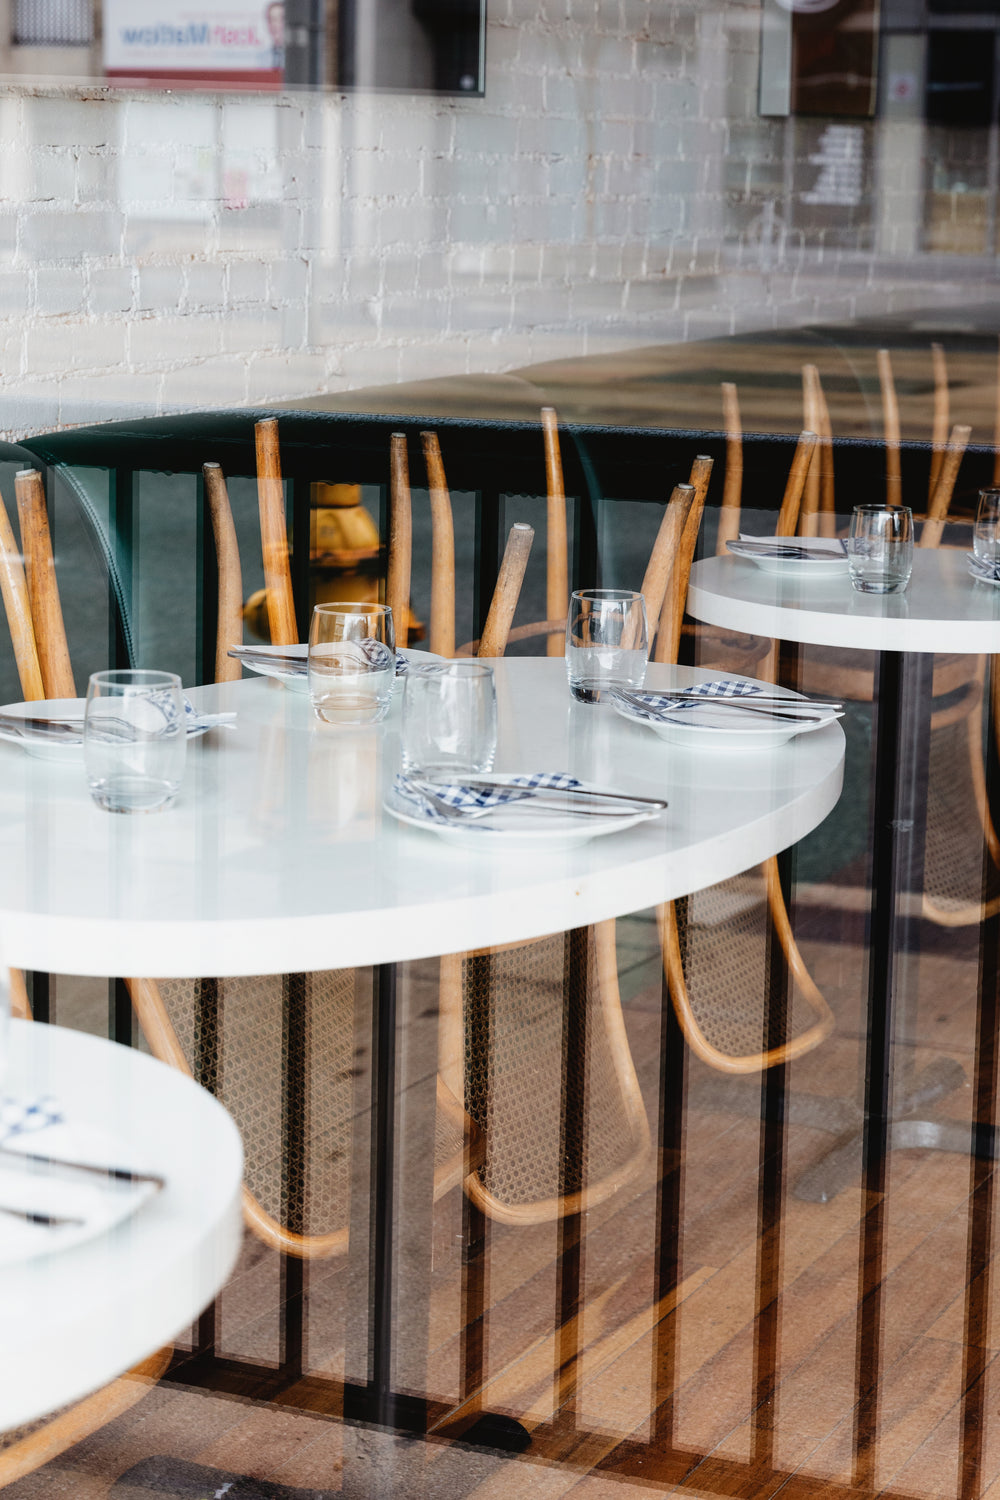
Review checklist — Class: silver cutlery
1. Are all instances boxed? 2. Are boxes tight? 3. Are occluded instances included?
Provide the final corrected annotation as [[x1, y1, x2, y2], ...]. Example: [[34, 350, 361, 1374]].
[[0, 1200, 85, 1228], [617, 695, 840, 725], [0, 1143, 165, 1191], [413, 780, 666, 819], [651, 689, 842, 711]]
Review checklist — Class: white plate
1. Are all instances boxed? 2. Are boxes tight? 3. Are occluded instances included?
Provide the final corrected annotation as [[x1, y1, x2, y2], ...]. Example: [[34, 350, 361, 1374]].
[[0, 698, 224, 762], [967, 555, 1000, 588], [0, 1108, 157, 1269], [728, 546, 851, 579], [383, 777, 662, 853], [239, 644, 445, 692], [611, 693, 840, 751]]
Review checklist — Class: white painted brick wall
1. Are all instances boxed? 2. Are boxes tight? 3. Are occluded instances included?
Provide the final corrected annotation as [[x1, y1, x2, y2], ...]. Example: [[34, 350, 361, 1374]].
[[0, 0, 994, 437]]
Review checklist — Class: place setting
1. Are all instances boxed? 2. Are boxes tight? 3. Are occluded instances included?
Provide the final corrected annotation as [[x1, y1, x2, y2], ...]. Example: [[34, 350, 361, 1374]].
[[727, 532, 849, 579], [270, 592, 668, 851], [0, 1078, 164, 1269], [562, 585, 843, 751], [967, 487, 1000, 588]]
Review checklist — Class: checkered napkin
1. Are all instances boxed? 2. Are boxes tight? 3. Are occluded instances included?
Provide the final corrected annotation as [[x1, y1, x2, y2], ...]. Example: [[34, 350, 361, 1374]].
[[394, 771, 584, 824], [611, 679, 765, 722], [0, 1095, 63, 1144], [967, 553, 1000, 583]]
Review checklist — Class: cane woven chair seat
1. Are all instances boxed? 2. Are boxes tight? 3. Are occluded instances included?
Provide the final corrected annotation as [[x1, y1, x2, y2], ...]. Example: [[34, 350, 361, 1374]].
[[136, 969, 359, 1250], [663, 875, 833, 1073], [440, 924, 650, 1225]]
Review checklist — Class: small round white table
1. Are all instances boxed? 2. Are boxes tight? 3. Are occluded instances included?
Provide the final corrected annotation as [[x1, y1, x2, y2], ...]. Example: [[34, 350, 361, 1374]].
[[688, 546, 1000, 654], [0, 658, 845, 979], [687, 545, 1000, 1196], [0, 1020, 243, 1431]]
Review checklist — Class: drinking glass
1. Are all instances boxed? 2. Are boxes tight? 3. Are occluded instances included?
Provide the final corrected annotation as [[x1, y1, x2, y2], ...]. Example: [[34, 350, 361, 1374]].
[[847, 506, 913, 594], [309, 603, 395, 726], [974, 488, 1000, 566], [401, 661, 497, 778], [84, 669, 186, 813], [565, 589, 648, 703]]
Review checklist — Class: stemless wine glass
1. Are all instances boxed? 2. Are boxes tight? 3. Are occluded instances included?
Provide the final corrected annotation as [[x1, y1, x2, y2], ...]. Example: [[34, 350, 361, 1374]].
[[848, 505, 914, 595], [309, 603, 395, 726], [401, 662, 497, 778], [565, 589, 648, 704], [84, 669, 187, 813], [974, 488, 1000, 567]]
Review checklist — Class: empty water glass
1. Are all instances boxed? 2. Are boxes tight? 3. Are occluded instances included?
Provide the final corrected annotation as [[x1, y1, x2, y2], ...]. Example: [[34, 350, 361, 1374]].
[[401, 662, 497, 778], [309, 603, 395, 726], [848, 506, 913, 595], [974, 489, 1000, 566], [84, 669, 186, 813], [565, 589, 648, 703]]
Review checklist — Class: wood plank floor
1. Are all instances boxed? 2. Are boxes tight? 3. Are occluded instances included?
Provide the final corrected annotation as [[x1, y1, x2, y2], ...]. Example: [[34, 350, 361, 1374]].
[[10, 875, 997, 1500]]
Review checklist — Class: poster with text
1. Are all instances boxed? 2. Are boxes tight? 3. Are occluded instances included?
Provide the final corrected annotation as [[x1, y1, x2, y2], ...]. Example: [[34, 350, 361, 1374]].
[[103, 0, 284, 87]]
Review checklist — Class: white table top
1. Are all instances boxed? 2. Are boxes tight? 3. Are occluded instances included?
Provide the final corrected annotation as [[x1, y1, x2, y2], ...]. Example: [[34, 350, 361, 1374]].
[[0, 1020, 243, 1430], [688, 548, 1000, 654], [0, 659, 845, 978]]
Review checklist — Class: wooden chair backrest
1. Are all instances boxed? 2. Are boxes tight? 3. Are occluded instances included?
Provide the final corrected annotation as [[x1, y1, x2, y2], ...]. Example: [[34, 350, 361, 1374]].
[[204, 462, 244, 683], [255, 418, 297, 648], [408, 429, 538, 658]]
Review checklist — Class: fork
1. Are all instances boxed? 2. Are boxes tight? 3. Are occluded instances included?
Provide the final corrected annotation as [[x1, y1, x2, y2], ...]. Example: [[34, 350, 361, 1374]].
[[413, 783, 653, 822]]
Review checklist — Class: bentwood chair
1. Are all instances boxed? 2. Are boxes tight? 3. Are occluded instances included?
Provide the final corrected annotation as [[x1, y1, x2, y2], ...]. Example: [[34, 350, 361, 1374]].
[[1, 447, 482, 1264], [796, 349, 990, 927], [0, 471, 172, 1487], [654, 437, 836, 1074], [385, 422, 683, 1224]]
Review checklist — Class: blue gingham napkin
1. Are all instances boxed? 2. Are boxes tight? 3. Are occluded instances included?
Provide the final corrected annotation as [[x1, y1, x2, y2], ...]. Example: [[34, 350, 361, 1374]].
[[394, 771, 584, 824], [0, 1095, 63, 1144], [611, 679, 767, 722], [967, 553, 1000, 583]]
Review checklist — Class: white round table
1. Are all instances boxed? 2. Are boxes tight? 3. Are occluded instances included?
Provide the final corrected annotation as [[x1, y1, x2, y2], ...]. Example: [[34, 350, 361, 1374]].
[[688, 546, 1000, 656], [0, 1020, 243, 1430], [0, 658, 846, 979], [686, 543, 996, 1203]]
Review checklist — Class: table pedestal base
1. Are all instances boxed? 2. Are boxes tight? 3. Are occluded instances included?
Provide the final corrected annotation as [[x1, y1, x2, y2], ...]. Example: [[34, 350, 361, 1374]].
[[697, 1053, 968, 1203]]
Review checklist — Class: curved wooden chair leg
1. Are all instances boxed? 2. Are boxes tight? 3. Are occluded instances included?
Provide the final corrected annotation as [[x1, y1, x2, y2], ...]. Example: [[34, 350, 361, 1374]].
[[776, 431, 818, 538], [641, 485, 694, 661], [717, 382, 743, 554], [929, 342, 950, 503], [919, 424, 971, 550], [0, 481, 43, 701], [800, 367, 822, 538], [255, 418, 297, 648], [878, 348, 902, 507], [421, 431, 456, 660], [15, 468, 75, 699], [203, 463, 244, 684], [0, 1346, 172, 1490], [477, 523, 534, 659], [541, 407, 569, 658], [387, 432, 412, 651]]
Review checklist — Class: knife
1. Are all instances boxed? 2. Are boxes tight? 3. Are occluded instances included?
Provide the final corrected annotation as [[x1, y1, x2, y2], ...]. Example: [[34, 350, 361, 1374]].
[[417, 778, 667, 812]]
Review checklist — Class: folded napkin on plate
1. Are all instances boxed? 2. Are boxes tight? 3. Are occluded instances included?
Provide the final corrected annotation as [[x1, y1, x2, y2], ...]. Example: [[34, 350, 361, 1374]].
[[0, 1094, 64, 1143], [729, 535, 847, 560], [394, 771, 584, 823], [967, 553, 1000, 582], [612, 679, 772, 721]]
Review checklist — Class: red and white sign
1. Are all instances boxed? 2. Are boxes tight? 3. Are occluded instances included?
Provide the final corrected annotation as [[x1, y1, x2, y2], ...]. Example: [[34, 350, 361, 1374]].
[[103, 1, 284, 87]]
